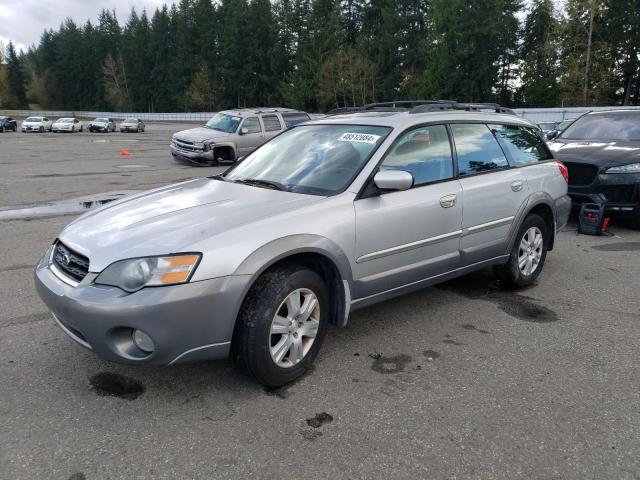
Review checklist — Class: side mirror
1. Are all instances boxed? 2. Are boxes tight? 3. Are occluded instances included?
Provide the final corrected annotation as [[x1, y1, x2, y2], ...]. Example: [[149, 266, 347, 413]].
[[373, 170, 414, 191], [240, 127, 248, 135], [546, 131, 558, 140]]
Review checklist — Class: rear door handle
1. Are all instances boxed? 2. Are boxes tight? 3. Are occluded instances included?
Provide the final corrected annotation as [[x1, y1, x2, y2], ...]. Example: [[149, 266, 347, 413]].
[[439, 194, 457, 208], [511, 180, 524, 192]]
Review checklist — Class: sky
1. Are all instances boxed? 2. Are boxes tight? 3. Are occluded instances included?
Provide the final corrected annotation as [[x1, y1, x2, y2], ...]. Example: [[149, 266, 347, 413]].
[[0, 0, 171, 53]]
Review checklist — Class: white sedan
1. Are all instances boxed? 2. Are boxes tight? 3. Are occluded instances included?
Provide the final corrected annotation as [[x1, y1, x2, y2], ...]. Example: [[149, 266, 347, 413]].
[[52, 117, 84, 133], [22, 116, 53, 133]]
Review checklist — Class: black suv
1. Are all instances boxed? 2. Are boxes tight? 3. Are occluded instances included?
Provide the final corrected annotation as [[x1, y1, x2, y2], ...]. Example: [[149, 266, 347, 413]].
[[548, 110, 640, 228], [0, 116, 17, 132]]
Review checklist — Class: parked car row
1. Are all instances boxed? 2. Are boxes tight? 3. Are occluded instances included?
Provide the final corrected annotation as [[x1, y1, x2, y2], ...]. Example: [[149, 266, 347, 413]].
[[0, 116, 146, 133]]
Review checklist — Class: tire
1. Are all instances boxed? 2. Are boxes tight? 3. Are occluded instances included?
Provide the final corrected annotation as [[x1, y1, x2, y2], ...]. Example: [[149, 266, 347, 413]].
[[628, 215, 640, 230], [80, 126, 83, 132], [13, 125, 17, 132], [493, 213, 548, 289], [1, 126, 4, 133], [232, 264, 329, 387], [39, 126, 44, 133]]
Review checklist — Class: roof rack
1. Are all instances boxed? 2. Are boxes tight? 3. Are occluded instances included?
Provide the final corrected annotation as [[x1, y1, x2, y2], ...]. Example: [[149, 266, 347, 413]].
[[410, 102, 515, 115], [325, 100, 515, 116]]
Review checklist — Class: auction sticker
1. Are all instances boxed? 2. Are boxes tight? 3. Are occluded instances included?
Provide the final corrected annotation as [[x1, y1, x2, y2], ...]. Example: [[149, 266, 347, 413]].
[[338, 132, 381, 144]]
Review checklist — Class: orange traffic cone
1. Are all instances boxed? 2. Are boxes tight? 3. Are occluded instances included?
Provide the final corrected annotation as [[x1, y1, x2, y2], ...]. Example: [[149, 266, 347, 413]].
[[120, 149, 129, 156]]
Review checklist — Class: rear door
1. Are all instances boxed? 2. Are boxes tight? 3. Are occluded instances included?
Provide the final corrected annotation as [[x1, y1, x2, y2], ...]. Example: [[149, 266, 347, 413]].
[[354, 124, 463, 298], [260, 114, 284, 140], [450, 123, 529, 265]]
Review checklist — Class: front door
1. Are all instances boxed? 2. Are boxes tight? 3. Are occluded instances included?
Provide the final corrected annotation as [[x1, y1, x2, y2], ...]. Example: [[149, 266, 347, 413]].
[[450, 123, 530, 265], [236, 116, 264, 155], [353, 124, 463, 299]]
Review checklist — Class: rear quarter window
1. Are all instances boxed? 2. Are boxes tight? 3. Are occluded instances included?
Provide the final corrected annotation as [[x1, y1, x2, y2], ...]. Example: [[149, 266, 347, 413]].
[[490, 124, 553, 166], [281, 112, 310, 128]]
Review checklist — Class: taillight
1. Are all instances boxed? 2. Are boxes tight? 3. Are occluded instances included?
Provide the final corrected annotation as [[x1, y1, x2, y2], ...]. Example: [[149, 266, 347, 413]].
[[557, 161, 569, 183]]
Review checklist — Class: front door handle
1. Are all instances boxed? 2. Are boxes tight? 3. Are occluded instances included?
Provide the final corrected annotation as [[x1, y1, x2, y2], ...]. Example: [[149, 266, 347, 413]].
[[439, 194, 457, 208], [511, 180, 524, 192]]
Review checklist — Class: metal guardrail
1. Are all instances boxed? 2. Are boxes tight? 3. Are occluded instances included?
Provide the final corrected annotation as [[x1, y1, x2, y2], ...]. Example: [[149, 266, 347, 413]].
[[0, 110, 216, 122], [1, 105, 640, 123]]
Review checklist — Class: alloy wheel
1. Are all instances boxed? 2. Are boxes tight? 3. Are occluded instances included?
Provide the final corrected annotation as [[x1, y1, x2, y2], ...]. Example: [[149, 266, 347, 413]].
[[269, 288, 320, 368], [518, 226, 543, 276]]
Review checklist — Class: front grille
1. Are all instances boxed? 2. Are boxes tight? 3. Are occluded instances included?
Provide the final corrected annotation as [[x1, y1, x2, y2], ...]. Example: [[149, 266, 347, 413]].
[[564, 162, 598, 186], [599, 185, 637, 204], [173, 138, 203, 152], [52, 241, 90, 282]]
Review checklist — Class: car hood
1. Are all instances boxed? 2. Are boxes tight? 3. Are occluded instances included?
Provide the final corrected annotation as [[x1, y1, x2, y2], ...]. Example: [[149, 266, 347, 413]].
[[549, 139, 640, 168], [173, 127, 232, 143], [59, 178, 322, 272]]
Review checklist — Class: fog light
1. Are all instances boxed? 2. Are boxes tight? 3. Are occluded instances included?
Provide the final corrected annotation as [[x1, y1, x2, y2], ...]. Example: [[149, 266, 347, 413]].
[[132, 329, 154, 353]]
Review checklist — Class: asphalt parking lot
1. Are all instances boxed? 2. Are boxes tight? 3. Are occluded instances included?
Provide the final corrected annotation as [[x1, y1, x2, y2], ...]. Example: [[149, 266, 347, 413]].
[[1, 125, 640, 479]]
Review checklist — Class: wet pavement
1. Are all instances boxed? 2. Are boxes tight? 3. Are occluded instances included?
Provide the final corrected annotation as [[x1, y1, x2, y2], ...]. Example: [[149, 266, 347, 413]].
[[1, 125, 640, 479]]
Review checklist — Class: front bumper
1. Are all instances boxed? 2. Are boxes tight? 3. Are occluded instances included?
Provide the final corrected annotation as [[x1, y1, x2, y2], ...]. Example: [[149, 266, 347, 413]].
[[121, 126, 139, 131], [170, 144, 214, 162], [568, 172, 640, 219], [34, 255, 250, 365]]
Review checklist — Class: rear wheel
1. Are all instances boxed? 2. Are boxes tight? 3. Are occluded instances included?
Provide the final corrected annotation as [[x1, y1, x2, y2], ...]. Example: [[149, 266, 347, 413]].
[[232, 265, 329, 387], [494, 214, 548, 289]]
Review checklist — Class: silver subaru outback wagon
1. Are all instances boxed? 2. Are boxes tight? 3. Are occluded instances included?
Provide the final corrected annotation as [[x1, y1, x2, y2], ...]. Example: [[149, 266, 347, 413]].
[[35, 102, 571, 386]]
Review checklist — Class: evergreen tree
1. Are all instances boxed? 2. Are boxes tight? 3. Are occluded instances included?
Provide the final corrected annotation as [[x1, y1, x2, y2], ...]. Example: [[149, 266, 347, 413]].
[[519, 0, 560, 106], [5, 42, 28, 108]]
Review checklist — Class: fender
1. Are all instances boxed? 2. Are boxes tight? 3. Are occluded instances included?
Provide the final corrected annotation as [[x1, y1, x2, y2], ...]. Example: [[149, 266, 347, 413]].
[[233, 234, 355, 327], [505, 192, 556, 254]]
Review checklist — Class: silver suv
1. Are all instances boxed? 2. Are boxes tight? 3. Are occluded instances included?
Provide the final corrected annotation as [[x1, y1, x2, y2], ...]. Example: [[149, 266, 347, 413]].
[[170, 108, 310, 165], [35, 102, 570, 386]]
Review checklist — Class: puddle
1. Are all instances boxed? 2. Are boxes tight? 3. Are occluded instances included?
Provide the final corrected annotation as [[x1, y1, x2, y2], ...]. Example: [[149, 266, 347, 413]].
[[117, 164, 149, 168], [423, 350, 440, 360], [89, 372, 145, 400], [92, 139, 109, 143], [443, 338, 466, 346], [0, 191, 137, 220], [437, 271, 559, 323], [306, 412, 333, 428], [592, 242, 640, 252], [68, 473, 86, 480], [370, 354, 412, 374]]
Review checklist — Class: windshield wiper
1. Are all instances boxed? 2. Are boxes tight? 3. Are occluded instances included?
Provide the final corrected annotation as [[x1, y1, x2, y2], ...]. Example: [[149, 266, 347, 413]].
[[235, 178, 287, 191]]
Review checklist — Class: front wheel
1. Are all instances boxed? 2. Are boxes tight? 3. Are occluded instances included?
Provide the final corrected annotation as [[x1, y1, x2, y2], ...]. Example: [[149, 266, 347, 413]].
[[39, 126, 44, 133], [232, 265, 329, 387], [494, 214, 548, 289]]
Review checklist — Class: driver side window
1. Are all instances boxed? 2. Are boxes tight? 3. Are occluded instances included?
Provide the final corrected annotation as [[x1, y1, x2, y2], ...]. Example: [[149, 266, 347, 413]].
[[243, 117, 262, 134], [380, 125, 454, 187]]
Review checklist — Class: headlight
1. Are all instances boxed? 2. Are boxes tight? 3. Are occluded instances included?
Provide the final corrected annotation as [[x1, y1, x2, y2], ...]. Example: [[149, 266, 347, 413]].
[[95, 254, 201, 292], [605, 163, 640, 174]]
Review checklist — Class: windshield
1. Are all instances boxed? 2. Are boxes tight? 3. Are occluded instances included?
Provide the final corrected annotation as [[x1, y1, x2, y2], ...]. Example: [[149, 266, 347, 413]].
[[25, 117, 43, 122], [224, 124, 391, 195], [560, 112, 640, 141], [58, 118, 73, 123], [124, 118, 137, 123], [538, 123, 556, 130], [205, 113, 241, 133], [95, 118, 109, 122]]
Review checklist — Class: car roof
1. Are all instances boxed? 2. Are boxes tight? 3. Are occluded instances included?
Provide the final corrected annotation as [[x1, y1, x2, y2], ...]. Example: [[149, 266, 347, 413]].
[[585, 109, 640, 116], [305, 110, 535, 130], [220, 107, 303, 116]]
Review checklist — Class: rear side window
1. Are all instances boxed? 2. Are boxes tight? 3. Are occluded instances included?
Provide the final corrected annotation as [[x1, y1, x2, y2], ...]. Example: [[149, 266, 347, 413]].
[[281, 112, 310, 128], [450, 123, 509, 176], [381, 125, 453, 186], [262, 114, 282, 132], [490, 125, 553, 166]]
